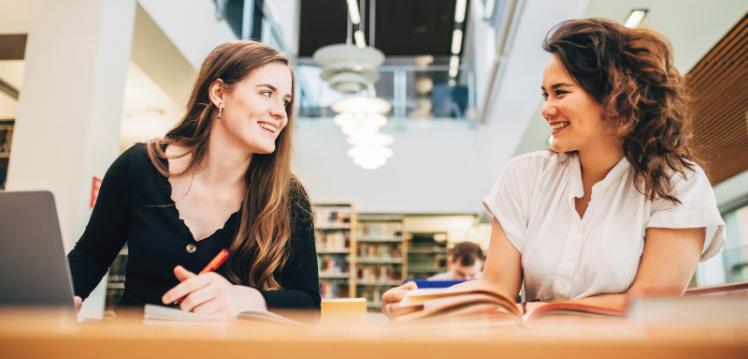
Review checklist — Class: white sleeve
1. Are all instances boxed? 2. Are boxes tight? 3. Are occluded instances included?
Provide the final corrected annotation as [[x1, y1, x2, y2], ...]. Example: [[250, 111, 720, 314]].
[[646, 165, 725, 260], [482, 155, 539, 253]]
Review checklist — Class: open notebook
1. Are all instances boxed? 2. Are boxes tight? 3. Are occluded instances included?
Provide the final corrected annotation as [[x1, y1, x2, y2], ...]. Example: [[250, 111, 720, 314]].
[[392, 286, 624, 323], [144, 304, 304, 326]]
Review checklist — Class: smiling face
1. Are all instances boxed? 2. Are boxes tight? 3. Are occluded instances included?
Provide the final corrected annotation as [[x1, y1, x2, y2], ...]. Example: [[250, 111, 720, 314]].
[[216, 62, 293, 155], [540, 55, 614, 153]]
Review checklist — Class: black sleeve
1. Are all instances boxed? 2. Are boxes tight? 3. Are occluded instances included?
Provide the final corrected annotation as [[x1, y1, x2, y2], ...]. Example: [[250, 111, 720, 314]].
[[260, 180, 321, 310], [67, 145, 136, 299]]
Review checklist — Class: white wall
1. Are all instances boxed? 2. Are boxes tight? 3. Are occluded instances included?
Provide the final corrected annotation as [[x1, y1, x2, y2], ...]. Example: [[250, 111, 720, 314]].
[[293, 120, 486, 213], [6, 0, 135, 248], [137, 0, 237, 70], [264, 0, 300, 55]]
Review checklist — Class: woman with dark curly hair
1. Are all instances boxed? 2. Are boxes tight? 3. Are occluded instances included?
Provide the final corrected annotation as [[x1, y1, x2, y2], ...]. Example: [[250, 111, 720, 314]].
[[383, 18, 725, 313]]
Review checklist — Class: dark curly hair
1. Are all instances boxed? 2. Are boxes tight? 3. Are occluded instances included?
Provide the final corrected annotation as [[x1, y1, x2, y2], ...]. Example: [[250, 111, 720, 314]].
[[543, 18, 696, 204]]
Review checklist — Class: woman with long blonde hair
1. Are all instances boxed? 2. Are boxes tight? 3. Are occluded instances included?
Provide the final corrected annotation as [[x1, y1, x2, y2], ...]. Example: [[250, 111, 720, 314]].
[[68, 41, 319, 318]]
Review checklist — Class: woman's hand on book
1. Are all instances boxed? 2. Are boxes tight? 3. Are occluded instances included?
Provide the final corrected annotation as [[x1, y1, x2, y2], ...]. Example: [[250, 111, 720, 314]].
[[382, 281, 418, 318], [162, 265, 267, 319]]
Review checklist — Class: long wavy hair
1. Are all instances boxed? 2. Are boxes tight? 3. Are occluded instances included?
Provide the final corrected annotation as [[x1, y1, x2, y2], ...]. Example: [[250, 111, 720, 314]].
[[543, 18, 696, 204], [146, 40, 297, 290]]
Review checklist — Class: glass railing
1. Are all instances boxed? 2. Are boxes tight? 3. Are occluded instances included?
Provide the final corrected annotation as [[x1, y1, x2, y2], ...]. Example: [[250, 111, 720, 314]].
[[295, 60, 477, 122], [220, 2, 478, 122]]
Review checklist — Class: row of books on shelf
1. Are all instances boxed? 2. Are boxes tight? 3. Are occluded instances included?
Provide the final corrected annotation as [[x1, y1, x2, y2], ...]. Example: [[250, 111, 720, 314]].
[[357, 221, 403, 239], [318, 255, 348, 275], [107, 252, 128, 284], [315, 231, 349, 252], [357, 264, 401, 284], [320, 282, 349, 299], [358, 286, 385, 309], [357, 243, 401, 258], [314, 206, 352, 227]]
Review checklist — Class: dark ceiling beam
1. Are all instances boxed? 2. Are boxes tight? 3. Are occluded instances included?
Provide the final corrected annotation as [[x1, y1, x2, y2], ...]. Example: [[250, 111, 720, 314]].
[[0, 34, 27, 60], [0, 78, 19, 100]]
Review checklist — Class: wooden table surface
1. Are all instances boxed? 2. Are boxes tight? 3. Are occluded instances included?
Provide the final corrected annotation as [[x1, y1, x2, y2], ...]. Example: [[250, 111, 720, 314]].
[[0, 309, 747, 359]]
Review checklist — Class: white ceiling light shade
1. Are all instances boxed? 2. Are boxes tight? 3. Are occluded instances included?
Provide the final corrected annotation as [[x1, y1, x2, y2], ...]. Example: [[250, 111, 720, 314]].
[[354, 30, 367, 48], [332, 97, 394, 170], [340, 123, 382, 138], [624, 9, 648, 28], [354, 155, 388, 170], [346, 132, 394, 147], [332, 96, 391, 114], [313, 44, 385, 94], [326, 72, 374, 93], [349, 145, 393, 169], [334, 113, 387, 128], [348, 145, 394, 160]]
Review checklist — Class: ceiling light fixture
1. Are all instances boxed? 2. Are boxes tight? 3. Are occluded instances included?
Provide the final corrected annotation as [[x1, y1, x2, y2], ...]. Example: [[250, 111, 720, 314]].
[[624, 9, 648, 28], [346, 0, 361, 25], [354, 30, 367, 48], [315, 0, 394, 170], [455, 0, 467, 23], [451, 29, 463, 55], [448, 55, 460, 78]]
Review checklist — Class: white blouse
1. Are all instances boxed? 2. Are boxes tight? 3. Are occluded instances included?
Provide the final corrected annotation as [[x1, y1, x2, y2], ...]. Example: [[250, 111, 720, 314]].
[[482, 151, 725, 301]]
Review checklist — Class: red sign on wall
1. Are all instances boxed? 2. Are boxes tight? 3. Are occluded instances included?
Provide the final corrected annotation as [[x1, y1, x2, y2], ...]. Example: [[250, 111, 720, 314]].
[[90, 176, 102, 208]]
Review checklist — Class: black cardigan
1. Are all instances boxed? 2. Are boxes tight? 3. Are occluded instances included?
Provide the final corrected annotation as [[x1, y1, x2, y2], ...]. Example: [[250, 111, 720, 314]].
[[67, 143, 320, 310]]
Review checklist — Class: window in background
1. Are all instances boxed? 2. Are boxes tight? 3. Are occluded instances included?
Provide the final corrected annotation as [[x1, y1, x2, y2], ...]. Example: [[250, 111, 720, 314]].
[[722, 204, 748, 283]]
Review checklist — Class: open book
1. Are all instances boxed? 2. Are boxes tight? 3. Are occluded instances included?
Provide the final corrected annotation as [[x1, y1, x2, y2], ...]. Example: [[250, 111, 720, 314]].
[[391, 286, 625, 323], [144, 304, 304, 326]]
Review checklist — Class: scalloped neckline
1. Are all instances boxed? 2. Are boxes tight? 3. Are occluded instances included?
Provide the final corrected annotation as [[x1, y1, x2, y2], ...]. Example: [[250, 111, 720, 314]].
[[160, 147, 241, 243]]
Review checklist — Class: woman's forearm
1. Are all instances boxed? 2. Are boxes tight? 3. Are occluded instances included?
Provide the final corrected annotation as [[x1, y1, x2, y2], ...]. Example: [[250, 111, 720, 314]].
[[452, 278, 519, 299], [562, 293, 627, 309]]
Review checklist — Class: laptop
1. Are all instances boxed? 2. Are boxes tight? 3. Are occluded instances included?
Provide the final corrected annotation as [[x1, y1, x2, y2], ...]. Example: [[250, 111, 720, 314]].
[[0, 190, 75, 309]]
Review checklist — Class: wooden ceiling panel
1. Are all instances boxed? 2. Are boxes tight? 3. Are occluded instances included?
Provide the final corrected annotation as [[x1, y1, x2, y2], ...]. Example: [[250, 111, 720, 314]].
[[687, 13, 748, 185]]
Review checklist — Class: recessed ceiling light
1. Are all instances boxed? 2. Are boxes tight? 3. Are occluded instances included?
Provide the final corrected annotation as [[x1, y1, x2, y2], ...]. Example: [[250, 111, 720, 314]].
[[455, 0, 467, 23], [451, 29, 463, 55], [346, 0, 361, 25], [624, 9, 648, 28]]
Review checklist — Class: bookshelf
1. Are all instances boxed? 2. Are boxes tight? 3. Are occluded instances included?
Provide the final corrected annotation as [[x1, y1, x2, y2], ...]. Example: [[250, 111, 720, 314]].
[[355, 214, 405, 310], [0, 120, 14, 190], [313, 203, 356, 299], [105, 245, 127, 310], [406, 232, 448, 279]]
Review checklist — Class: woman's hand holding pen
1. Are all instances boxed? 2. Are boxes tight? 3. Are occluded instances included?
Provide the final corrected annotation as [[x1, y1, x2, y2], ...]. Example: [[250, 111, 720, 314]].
[[162, 266, 267, 319]]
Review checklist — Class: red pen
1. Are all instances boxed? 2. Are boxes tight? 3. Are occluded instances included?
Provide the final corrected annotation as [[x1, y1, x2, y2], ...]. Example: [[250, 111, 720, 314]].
[[173, 248, 229, 304], [198, 248, 230, 274]]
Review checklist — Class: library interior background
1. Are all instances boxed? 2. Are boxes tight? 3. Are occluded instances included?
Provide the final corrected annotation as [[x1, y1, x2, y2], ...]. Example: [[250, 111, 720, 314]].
[[0, 0, 747, 316]]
